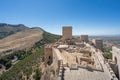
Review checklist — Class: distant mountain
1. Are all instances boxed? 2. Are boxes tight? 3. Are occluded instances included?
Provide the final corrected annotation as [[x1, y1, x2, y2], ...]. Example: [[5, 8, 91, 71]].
[[31, 27, 45, 32], [0, 28, 44, 56], [0, 23, 61, 56], [0, 23, 29, 39], [0, 23, 44, 56]]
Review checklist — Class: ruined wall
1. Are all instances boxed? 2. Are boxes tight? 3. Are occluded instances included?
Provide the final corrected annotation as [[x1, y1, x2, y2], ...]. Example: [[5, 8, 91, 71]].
[[52, 47, 66, 80], [52, 48, 60, 70], [85, 43, 118, 80], [112, 46, 120, 79], [62, 26, 72, 40]]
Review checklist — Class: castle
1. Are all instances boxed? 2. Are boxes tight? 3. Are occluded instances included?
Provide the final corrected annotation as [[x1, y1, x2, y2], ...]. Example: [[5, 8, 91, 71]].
[[44, 26, 119, 80]]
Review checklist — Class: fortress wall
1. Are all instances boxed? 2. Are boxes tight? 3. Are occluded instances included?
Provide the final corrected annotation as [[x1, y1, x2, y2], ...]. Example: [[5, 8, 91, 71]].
[[52, 47, 66, 80], [95, 49, 118, 80], [112, 46, 120, 79], [85, 42, 118, 80], [52, 48, 66, 70]]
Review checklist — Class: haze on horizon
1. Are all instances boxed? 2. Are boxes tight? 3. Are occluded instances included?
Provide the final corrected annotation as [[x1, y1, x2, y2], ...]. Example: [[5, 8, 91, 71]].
[[0, 0, 120, 35]]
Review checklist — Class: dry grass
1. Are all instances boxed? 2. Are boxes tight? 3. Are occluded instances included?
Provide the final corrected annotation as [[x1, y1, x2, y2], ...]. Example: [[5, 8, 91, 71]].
[[0, 28, 43, 52]]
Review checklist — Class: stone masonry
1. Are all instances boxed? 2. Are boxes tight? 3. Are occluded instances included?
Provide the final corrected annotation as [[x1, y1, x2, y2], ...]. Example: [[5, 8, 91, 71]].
[[62, 26, 72, 40]]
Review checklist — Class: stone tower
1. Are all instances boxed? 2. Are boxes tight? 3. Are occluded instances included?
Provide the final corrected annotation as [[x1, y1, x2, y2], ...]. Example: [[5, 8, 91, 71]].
[[62, 26, 72, 40], [44, 44, 53, 66], [80, 35, 88, 42], [92, 39, 103, 50]]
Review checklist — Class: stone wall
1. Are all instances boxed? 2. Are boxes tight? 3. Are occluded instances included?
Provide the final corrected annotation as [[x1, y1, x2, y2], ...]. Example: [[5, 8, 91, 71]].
[[112, 46, 120, 79], [85, 43, 118, 80], [44, 45, 53, 66], [52, 47, 66, 80]]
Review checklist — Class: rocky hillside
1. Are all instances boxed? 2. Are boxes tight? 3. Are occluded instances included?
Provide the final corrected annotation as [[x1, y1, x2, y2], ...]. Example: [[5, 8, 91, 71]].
[[0, 28, 43, 55], [0, 23, 61, 57], [0, 24, 61, 80], [0, 23, 45, 56], [0, 23, 29, 39]]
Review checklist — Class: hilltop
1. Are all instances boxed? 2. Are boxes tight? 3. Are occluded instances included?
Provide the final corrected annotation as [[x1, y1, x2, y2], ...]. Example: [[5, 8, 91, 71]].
[[0, 23, 60, 56], [0, 23, 29, 39], [0, 28, 43, 55]]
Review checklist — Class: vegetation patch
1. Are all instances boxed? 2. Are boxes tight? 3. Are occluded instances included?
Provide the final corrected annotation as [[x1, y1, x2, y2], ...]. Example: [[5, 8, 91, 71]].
[[0, 46, 44, 80], [103, 46, 112, 59], [0, 31, 61, 80]]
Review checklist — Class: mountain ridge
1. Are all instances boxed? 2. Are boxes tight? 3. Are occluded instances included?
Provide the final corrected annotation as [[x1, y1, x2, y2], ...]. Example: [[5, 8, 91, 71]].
[[0, 23, 31, 39]]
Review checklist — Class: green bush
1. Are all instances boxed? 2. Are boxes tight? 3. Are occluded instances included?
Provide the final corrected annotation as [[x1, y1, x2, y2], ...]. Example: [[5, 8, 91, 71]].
[[33, 68, 42, 80], [0, 47, 44, 80], [102, 46, 112, 59], [103, 52, 112, 59], [51, 69, 55, 76], [0, 64, 2, 69]]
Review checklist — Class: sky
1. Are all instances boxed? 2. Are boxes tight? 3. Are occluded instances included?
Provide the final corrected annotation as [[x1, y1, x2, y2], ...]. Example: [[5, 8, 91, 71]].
[[0, 0, 120, 35]]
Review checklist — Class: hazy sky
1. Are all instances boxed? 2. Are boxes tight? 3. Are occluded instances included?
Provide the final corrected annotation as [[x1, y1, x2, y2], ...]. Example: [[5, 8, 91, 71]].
[[0, 0, 120, 35]]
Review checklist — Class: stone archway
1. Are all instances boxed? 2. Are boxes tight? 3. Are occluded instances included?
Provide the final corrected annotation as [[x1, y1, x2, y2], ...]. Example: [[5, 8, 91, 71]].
[[47, 56, 52, 65]]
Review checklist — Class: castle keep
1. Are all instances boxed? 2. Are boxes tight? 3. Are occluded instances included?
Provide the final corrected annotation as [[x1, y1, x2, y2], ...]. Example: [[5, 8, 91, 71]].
[[62, 26, 72, 40]]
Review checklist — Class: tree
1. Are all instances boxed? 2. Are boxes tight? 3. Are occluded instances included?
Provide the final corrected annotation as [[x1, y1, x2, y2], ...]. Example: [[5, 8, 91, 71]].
[[0, 64, 2, 69], [5, 60, 12, 69]]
